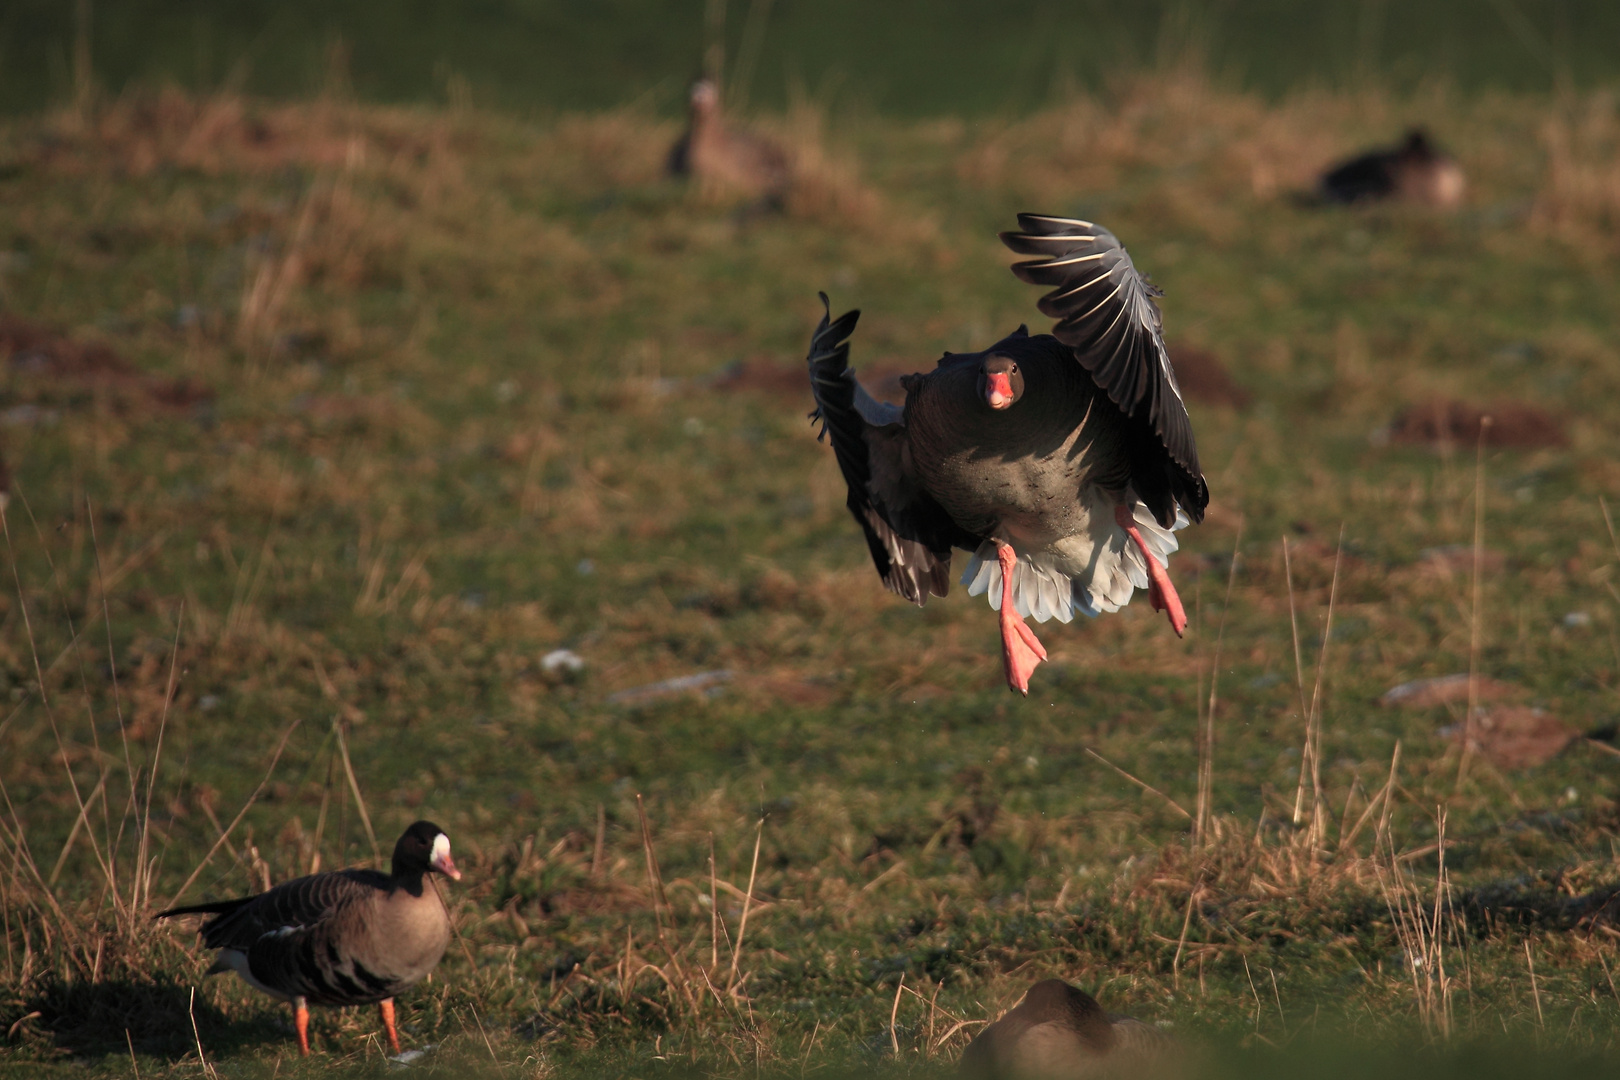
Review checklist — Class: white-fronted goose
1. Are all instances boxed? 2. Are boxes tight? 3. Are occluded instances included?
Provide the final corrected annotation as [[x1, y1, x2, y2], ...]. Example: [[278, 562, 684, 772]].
[[667, 79, 792, 205], [1319, 128, 1465, 207], [807, 214, 1207, 694], [960, 979, 1171, 1079], [157, 820, 461, 1056]]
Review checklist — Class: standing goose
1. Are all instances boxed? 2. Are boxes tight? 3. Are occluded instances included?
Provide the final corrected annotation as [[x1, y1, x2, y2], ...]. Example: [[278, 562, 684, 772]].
[[807, 214, 1207, 694], [960, 979, 1172, 1079], [667, 79, 793, 206], [157, 820, 461, 1056]]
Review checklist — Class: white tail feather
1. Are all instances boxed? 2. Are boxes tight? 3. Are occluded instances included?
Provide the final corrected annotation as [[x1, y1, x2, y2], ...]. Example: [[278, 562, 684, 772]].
[[962, 504, 1188, 623]]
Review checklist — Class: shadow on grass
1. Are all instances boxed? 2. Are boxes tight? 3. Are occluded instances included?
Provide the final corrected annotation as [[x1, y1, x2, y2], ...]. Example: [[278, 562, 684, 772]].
[[28, 975, 283, 1061]]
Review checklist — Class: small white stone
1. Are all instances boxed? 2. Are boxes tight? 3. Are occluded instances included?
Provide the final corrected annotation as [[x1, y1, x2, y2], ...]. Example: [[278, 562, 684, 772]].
[[541, 649, 585, 674]]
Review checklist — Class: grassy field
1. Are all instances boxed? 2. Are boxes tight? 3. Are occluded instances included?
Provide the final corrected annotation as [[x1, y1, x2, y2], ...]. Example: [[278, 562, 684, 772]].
[[1, 71, 1620, 1077]]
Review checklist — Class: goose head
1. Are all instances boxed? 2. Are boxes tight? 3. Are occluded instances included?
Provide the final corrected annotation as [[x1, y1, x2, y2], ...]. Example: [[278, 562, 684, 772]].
[[689, 79, 720, 118], [393, 820, 462, 881], [980, 355, 1024, 411]]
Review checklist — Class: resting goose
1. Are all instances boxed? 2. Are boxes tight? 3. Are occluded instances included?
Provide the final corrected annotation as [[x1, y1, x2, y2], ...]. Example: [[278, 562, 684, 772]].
[[960, 979, 1171, 1079], [807, 214, 1208, 694], [157, 820, 461, 1056], [667, 79, 792, 205], [1319, 128, 1465, 207]]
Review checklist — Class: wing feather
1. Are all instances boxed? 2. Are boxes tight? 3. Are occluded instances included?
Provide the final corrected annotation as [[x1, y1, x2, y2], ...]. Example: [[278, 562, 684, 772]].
[[806, 294, 979, 603], [1000, 214, 1208, 524]]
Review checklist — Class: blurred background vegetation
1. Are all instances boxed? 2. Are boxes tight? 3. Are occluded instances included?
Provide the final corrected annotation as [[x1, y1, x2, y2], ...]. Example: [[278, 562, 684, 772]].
[[3, 0, 1620, 118]]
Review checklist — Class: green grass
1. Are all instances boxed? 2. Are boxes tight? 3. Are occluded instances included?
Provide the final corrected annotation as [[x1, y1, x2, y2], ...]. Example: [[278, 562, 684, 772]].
[[1, 76, 1619, 1076]]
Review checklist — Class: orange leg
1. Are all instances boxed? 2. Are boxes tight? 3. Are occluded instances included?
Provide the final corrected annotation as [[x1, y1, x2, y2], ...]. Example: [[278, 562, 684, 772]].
[[1114, 505, 1187, 637], [996, 542, 1047, 695], [293, 998, 311, 1056], [379, 998, 401, 1055]]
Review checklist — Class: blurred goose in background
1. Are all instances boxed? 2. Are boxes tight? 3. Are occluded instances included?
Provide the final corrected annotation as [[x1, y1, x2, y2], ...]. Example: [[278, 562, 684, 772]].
[[667, 78, 792, 206], [1319, 128, 1465, 207], [157, 821, 461, 1056], [807, 214, 1207, 695], [960, 979, 1173, 1079]]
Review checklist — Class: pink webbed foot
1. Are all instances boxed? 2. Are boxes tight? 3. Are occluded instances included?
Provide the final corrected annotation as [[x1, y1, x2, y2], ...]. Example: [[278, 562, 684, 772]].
[[1114, 504, 1188, 637], [996, 542, 1047, 694]]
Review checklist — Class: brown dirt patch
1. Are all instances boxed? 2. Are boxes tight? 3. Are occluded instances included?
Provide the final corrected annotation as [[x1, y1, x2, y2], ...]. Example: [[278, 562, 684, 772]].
[[0, 314, 213, 413], [1380, 673, 1522, 709], [1167, 342, 1251, 408], [1448, 705, 1580, 769], [1388, 397, 1566, 449]]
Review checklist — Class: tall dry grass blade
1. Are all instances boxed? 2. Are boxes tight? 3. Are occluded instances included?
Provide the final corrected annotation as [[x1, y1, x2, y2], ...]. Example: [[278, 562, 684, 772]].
[[467, 1002, 500, 1064], [134, 604, 185, 911], [48, 770, 108, 886], [334, 720, 380, 865], [87, 498, 140, 917], [2, 498, 121, 905], [166, 720, 301, 908], [889, 972, 905, 1057], [1172, 875, 1201, 986], [1242, 955, 1263, 1033], [125, 1028, 140, 1079], [1459, 416, 1493, 785], [188, 987, 218, 1080], [1284, 536, 1310, 825], [1342, 741, 1401, 855], [1525, 940, 1544, 1030], [709, 832, 720, 970], [1198, 518, 1244, 844], [1302, 527, 1345, 848], [728, 817, 764, 988], [310, 746, 335, 875], [591, 802, 606, 881], [634, 795, 674, 931], [1083, 748, 1190, 819], [1374, 803, 1452, 1040], [1600, 496, 1620, 562]]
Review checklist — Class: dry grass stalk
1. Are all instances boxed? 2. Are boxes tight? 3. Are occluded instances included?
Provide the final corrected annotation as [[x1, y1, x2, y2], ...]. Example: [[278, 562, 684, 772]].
[[166, 720, 301, 909], [1525, 940, 1544, 1031], [1084, 748, 1191, 820], [334, 719, 381, 865], [1286, 529, 1344, 848], [1374, 807, 1455, 1041], [1197, 519, 1244, 846], [728, 817, 764, 991]]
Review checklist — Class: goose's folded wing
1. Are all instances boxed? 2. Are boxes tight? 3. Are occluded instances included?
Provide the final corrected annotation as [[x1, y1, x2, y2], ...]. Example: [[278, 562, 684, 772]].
[[196, 871, 370, 951], [1000, 215, 1207, 523], [806, 295, 977, 604]]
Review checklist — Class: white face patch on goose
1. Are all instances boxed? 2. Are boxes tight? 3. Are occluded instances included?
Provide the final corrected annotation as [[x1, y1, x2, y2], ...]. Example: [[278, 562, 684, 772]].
[[429, 833, 462, 880]]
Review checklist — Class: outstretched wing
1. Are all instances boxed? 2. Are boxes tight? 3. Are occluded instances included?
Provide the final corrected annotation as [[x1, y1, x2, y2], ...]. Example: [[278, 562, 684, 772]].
[[999, 214, 1207, 525], [807, 295, 979, 604]]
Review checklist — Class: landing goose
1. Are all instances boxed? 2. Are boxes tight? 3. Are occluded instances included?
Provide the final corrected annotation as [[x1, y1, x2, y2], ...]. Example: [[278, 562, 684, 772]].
[[157, 820, 461, 1056], [1319, 128, 1465, 207], [667, 79, 792, 205], [807, 214, 1208, 694], [960, 979, 1171, 1079]]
